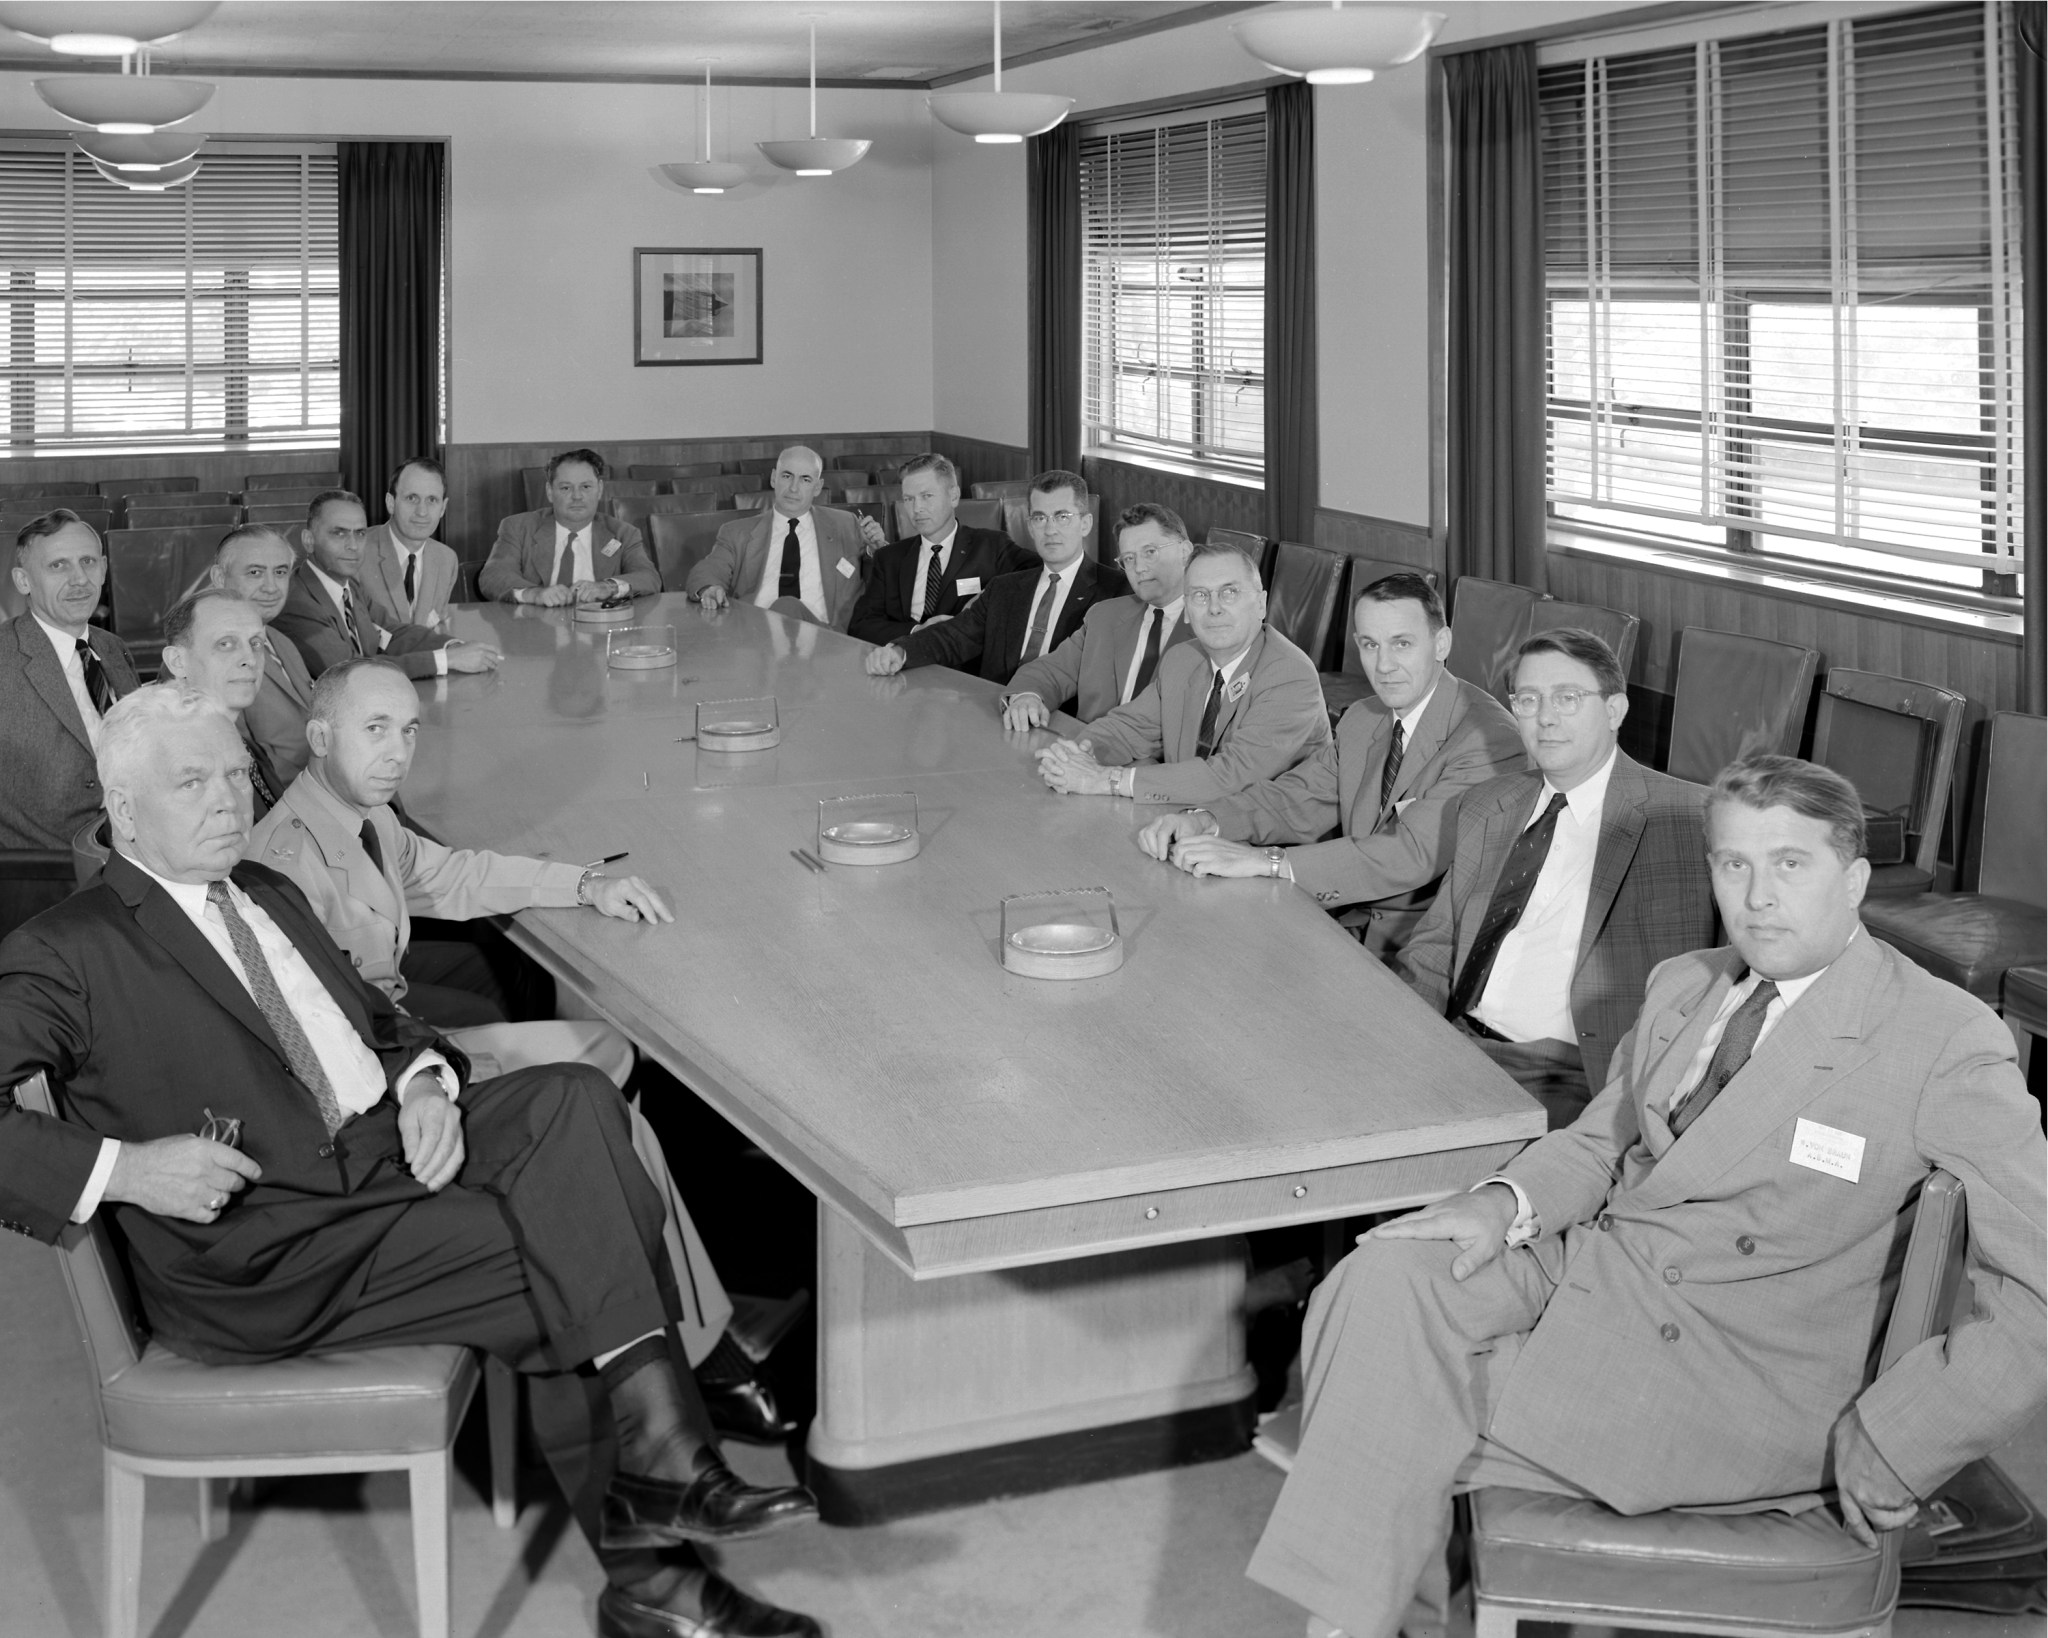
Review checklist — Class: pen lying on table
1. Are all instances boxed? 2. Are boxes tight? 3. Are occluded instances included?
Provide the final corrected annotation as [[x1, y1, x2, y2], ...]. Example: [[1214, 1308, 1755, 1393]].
[[583, 852, 629, 868]]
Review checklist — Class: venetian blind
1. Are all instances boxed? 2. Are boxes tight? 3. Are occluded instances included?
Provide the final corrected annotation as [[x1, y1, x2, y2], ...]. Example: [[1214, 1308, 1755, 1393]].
[[0, 140, 339, 455], [1541, 3, 2025, 594], [1080, 103, 1266, 477]]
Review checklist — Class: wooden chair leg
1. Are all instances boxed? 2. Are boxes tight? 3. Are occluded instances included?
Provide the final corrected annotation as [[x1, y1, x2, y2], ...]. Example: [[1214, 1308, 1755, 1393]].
[[408, 1450, 451, 1638], [1470, 1602, 1518, 1638], [104, 1455, 145, 1638], [485, 1354, 519, 1529]]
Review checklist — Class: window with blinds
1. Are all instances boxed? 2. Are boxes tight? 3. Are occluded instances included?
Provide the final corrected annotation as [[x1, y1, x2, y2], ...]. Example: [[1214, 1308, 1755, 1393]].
[[0, 139, 338, 456], [1080, 103, 1266, 479], [1540, 3, 2025, 600]]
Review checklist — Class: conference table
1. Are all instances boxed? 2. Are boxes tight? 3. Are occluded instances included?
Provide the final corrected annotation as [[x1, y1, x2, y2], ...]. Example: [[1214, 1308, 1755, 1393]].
[[402, 592, 1543, 1522]]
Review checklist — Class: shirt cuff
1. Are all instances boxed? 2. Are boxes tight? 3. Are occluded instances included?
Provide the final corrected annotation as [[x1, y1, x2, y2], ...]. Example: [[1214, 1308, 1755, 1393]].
[[432, 646, 449, 676], [1476, 1175, 1539, 1246], [72, 1136, 121, 1224], [398, 1051, 461, 1103]]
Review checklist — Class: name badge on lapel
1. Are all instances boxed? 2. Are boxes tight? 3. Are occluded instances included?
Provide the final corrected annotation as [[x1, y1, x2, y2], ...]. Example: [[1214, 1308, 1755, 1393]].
[[956, 576, 981, 596], [1789, 1118, 1865, 1183], [601, 538, 620, 559], [836, 557, 857, 579], [1225, 674, 1250, 703]]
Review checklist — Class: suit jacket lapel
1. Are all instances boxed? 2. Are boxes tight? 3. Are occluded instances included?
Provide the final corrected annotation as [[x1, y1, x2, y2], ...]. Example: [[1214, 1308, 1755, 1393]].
[[16, 616, 95, 753], [111, 855, 288, 1064], [1454, 778, 1543, 984], [1209, 629, 1267, 743], [237, 865, 383, 1045], [1576, 753, 1649, 983], [1389, 679, 1459, 812]]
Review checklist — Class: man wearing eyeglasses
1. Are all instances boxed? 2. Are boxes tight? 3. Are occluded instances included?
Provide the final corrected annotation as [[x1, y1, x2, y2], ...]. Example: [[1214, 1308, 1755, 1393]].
[[1000, 502, 1200, 729], [863, 469, 1126, 685], [1396, 628, 1718, 1127], [686, 445, 868, 629], [158, 588, 291, 822], [847, 453, 1034, 645], [1032, 537, 1331, 804], [213, 525, 320, 784], [1138, 571, 1525, 957]]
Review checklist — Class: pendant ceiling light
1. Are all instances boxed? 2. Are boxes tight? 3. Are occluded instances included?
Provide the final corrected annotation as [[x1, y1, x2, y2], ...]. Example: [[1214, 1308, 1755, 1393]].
[[928, 0, 1072, 145], [756, 17, 870, 177], [663, 62, 750, 194], [1230, 2, 1445, 85], [0, 1, 216, 55], [89, 151, 202, 190], [36, 71, 213, 132], [74, 129, 202, 170]]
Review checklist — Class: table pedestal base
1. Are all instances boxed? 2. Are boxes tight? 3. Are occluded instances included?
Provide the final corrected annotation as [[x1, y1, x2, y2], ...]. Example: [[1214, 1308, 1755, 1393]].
[[806, 1206, 1258, 1525]]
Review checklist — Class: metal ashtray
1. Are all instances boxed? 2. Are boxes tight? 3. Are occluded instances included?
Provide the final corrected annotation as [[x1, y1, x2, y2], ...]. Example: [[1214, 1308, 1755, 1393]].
[[695, 695, 780, 751], [1000, 888, 1123, 980], [816, 793, 921, 866], [576, 600, 638, 625], [606, 624, 677, 669]]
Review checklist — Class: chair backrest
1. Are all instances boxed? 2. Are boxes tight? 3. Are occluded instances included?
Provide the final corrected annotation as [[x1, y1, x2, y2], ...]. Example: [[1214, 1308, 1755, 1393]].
[[603, 477, 662, 499], [124, 503, 241, 530], [98, 475, 197, 498], [1263, 541, 1347, 670], [971, 477, 1032, 502], [1976, 711, 2046, 907], [1666, 627, 1820, 785], [731, 491, 773, 513], [1446, 577, 1539, 696], [1523, 597, 1641, 680], [663, 474, 762, 499], [954, 497, 1002, 532], [1338, 559, 1443, 678], [648, 510, 732, 591], [2, 506, 114, 542], [650, 489, 731, 515], [819, 469, 871, 491], [0, 479, 95, 499], [233, 484, 328, 512], [1205, 526, 1266, 560], [1811, 669, 1967, 877], [0, 851, 74, 943], [243, 502, 311, 527], [105, 525, 220, 666], [629, 461, 723, 481], [520, 466, 548, 511], [244, 470, 340, 491]]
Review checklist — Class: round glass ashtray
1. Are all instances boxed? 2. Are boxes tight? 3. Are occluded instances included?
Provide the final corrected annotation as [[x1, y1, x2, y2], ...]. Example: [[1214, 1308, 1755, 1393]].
[[607, 641, 677, 670], [697, 719, 781, 751], [1002, 922, 1123, 980], [576, 601, 638, 625], [817, 820, 920, 867]]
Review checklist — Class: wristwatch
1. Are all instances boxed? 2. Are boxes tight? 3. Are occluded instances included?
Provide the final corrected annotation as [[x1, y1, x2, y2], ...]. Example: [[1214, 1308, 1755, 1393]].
[[576, 870, 604, 906], [1264, 847, 1286, 879]]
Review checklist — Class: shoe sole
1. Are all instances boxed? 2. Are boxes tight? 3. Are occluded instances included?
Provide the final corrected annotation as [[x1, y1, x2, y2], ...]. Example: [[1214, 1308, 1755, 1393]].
[[600, 1506, 819, 1550]]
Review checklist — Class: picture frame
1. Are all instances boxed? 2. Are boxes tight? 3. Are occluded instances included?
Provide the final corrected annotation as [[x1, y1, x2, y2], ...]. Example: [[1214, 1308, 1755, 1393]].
[[633, 247, 763, 367]]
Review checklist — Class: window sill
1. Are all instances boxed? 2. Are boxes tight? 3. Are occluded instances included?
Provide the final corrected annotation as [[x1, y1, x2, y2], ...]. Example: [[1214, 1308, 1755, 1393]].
[[1083, 447, 1266, 492], [1546, 528, 2025, 644]]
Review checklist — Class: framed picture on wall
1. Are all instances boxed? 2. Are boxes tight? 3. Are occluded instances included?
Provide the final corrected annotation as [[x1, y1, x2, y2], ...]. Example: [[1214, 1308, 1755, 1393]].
[[634, 247, 763, 367]]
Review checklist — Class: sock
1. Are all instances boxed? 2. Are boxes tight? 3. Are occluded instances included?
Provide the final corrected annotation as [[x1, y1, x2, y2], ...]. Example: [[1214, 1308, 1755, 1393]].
[[599, 1334, 721, 1483]]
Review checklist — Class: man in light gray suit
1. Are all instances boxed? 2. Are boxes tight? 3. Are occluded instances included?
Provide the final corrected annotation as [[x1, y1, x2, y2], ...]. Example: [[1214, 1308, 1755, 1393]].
[[212, 524, 319, 781], [357, 455, 462, 630], [1248, 756, 2048, 1638], [479, 448, 660, 606], [1002, 502, 1198, 730], [684, 445, 867, 630], [1035, 537, 1331, 806]]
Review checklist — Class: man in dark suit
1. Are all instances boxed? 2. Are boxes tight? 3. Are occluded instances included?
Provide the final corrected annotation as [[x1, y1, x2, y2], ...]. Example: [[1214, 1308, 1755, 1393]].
[[1398, 629, 1719, 1126], [0, 683, 824, 1638], [0, 510, 140, 849], [847, 452, 1034, 645], [685, 446, 869, 630], [1001, 502, 1198, 728], [212, 523, 319, 782], [480, 448, 661, 607], [1140, 571, 1526, 956], [864, 469, 1127, 688], [275, 492, 500, 683]]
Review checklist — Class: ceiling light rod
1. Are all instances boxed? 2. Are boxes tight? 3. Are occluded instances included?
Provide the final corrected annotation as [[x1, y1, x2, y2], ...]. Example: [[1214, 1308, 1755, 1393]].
[[756, 13, 871, 177], [662, 60, 749, 193], [927, 0, 1073, 146]]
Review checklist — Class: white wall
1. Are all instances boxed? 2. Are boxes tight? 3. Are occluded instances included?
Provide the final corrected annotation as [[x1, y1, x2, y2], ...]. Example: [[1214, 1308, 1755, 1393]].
[[0, 73, 937, 446]]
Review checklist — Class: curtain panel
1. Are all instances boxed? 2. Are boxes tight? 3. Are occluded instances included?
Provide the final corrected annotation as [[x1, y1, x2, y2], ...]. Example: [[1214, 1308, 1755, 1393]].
[[338, 141, 445, 508], [1265, 81, 1319, 544], [1027, 123, 1083, 477]]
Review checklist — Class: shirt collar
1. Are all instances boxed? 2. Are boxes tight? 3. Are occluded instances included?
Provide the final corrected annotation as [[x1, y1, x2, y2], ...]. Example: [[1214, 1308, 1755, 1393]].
[[126, 853, 229, 921], [31, 610, 89, 663], [1394, 678, 1441, 739], [294, 763, 372, 834], [1210, 639, 1255, 686], [920, 521, 959, 553], [1151, 595, 1185, 629], [307, 561, 353, 609], [554, 518, 592, 544], [1731, 924, 1859, 1014], [389, 533, 427, 561], [1541, 745, 1618, 827]]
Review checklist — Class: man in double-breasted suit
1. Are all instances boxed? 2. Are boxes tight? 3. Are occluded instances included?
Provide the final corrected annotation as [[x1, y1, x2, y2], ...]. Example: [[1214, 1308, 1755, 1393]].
[[1247, 756, 2048, 1638], [866, 470, 1128, 687], [212, 524, 320, 782], [0, 512, 140, 849], [685, 445, 868, 630], [1399, 629, 1719, 1125], [846, 453, 1034, 645], [1035, 538, 1330, 806], [1141, 571, 1525, 954], [1001, 502, 1198, 728], [356, 457, 462, 630], [480, 448, 659, 607]]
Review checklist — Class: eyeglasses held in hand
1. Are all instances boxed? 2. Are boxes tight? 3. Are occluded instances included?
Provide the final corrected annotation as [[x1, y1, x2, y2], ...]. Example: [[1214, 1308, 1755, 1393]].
[[198, 1108, 243, 1148], [1508, 687, 1600, 718]]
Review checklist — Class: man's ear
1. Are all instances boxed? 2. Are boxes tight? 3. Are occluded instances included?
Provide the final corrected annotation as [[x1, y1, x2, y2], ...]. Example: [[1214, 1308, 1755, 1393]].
[[305, 716, 332, 758], [160, 646, 188, 680], [105, 786, 138, 845], [1434, 624, 1454, 665]]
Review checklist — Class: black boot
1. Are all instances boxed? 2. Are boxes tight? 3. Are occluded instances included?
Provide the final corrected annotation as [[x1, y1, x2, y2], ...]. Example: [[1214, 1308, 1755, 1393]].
[[599, 1546, 823, 1638]]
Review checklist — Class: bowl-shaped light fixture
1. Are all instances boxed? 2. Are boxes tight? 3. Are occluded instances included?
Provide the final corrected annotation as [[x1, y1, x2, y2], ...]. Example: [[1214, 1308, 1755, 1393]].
[[0, 1, 217, 54], [36, 73, 213, 132], [1230, 2, 1445, 85], [928, 2, 1073, 145], [88, 152, 202, 190], [756, 17, 870, 177], [74, 129, 202, 170], [663, 160, 751, 194]]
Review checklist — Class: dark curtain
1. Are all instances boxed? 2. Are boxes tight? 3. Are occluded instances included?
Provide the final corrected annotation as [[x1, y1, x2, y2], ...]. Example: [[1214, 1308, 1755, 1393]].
[[1265, 81, 1319, 545], [338, 142, 445, 508], [1443, 45, 1547, 592], [2017, 3, 2044, 713], [1027, 123, 1082, 476]]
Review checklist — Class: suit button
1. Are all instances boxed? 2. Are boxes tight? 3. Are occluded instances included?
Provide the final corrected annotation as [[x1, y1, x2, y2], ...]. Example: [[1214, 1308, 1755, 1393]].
[[351, 955, 362, 966], [1598, 1214, 1613, 1232], [1660, 1323, 1680, 1342], [317, 1143, 335, 1158], [1737, 1235, 1756, 1255], [1662, 1266, 1681, 1284]]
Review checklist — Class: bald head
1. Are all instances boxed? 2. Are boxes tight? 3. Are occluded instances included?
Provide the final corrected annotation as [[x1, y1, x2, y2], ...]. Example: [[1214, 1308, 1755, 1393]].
[[771, 445, 824, 520]]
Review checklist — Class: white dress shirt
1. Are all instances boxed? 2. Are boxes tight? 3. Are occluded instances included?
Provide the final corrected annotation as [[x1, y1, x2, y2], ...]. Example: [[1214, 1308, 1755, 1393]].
[[1120, 597, 1184, 704], [308, 562, 448, 675], [70, 861, 458, 1223], [32, 611, 106, 748], [551, 520, 600, 588], [1019, 558, 1083, 662], [1393, 680, 1440, 746], [1471, 748, 1618, 1045], [753, 510, 827, 623], [390, 538, 428, 619], [910, 521, 959, 622]]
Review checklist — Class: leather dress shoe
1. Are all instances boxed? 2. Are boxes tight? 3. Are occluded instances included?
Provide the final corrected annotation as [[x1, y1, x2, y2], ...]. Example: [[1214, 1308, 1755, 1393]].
[[598, 1576, 822, 1638], [700, 1373, 799, 1445], [601, 1460, 819, 1549]]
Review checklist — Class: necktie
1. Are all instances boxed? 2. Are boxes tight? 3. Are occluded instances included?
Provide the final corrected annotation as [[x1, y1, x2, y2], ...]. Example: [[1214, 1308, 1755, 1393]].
[[339, 585, 365, 656], [1669, 980, 1781, 1136], [243, 736, 278, 811], [74, 637, 115, 716], [1195, 667, 1227, 759], [554, 531, 580, 587], [1128, 607, 1163, 702], [914, 543, 943, 622], [1378, 719, 1407, 817], [359, 820, 385, 877], [778, 518, 802, 601], [205, 881, 346, 1135], [1445, 790, 1570, 1022], [403, 550, 418, 608], [1021, 570, 1061, 662]]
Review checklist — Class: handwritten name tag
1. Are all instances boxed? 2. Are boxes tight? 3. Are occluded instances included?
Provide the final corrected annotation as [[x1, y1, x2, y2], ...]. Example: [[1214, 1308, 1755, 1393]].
[[600, 539, 620, 558], [1790, 1118, 1865, 1183], [956, 576, 981, 596], [836, 557, 857, 579]]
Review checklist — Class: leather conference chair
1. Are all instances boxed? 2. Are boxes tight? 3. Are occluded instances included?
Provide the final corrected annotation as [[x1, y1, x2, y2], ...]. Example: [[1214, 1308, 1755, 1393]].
[[729, 455, 780, 477], [819, 468, 871, 491], [1861, 711, 2046, 1005], [954, 497, 1002, 533], [1470, 1168, 1969, 1638], [244, 470, 341, 491], [1524, 597, 1640, 679], [604, 477, 662, 500], [73, 813, 111, 888], [629, 461, 723, 481], [1445, 578, 1539, 698], [1206, 526, 1268, 575], [12, 1070, 518, 1638], [649, 509, 733, 591], [0, 478, 96, 500], [242, 502, 310, 526], [519, 465, 549, 511], [2, 507, 114, 545], [232, 484, 329, 512], [104, 525, 219, 674], [1264, 541, 1347, 671], [731, 491, 773, 513], [1666, 628, 1820, 786], [1810, 670, 1967, 897], [2003, 964, 2045, 1108], [451, 562, 479, 603], [97, 476, 199, 499], [124, 503, 242, 530], [970, 477, 1032, 503], [1319, 558, 1442, 725], [840, 484, 902, 529], [0, 849, 74, 942]]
